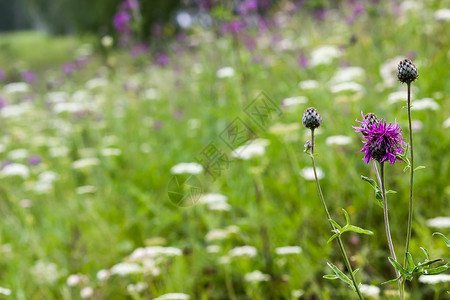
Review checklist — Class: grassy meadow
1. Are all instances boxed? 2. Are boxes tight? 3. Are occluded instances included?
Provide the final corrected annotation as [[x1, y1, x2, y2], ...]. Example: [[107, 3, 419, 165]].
[[0, 1, 449, 299]]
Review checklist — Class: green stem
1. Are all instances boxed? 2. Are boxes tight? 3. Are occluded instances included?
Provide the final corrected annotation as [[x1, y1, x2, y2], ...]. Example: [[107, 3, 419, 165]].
[[379, 163, 403, 299], [402, 82, 414, 298], [310, 130, 364, 300]]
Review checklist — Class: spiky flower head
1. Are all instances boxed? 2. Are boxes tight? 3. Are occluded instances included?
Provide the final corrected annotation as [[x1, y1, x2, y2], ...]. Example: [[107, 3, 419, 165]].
[[302, 107, 322, 130], [397, 59, 418, 84], [354, 112, 406, 165]]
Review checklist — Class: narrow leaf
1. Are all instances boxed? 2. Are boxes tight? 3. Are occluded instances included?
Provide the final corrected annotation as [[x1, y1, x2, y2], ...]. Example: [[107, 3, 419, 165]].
[[344, 225, 374, 236], [329, 219, 342, 231], [327, 233, 339, 244], [423, 263, 450, 275], [417, 258, 444, 268], [382, 275, 402, 285], [420, 247, 430, 260], [414, 166, 426, 171], [352, 268, 359, 277], [388, 257, 409, 276], [342, 209, 350, 226], [327, 262, 353, 287], [361, 176, 377, 190], [323, 274, 338, 280], [406, 253, 415, 272], [386, 190, 397, 194], [433, 232, 450, 247]]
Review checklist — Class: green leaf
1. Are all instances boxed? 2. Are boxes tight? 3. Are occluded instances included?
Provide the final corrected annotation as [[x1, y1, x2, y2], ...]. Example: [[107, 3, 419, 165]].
[[352, 268, 359, 277], [329, 219, 342, 231], [361, 176, 377, 190], [342, 209, 350, 226], [406, 253, 415, 272], [388, 257, 409, 276], [327, 233, 339, 244], [343, 225, 374, 236], [414, 166, 426, 171], [382, 275, 402, 285], [433, 232, 450, 247], [417, 258, 444, 268], [323, 274, 338, 280], [420, 247, 430, 260], [386, 190, 397, 194], [423, 263, 450, 275], [327, 262, 354, 290]]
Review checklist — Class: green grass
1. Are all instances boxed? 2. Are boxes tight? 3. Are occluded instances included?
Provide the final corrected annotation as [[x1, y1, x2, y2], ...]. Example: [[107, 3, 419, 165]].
[[0, 1, 449, 299]]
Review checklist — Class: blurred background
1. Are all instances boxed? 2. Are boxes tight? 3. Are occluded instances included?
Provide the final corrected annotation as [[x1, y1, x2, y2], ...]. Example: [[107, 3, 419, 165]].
[[0, 0, 449, 299]]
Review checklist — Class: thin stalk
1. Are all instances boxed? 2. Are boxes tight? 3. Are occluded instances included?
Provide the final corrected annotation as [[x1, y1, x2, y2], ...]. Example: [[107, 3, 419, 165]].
[[402, 82, 414, 297], [379, 163, 402, 299], [310, 130, 364, 300]]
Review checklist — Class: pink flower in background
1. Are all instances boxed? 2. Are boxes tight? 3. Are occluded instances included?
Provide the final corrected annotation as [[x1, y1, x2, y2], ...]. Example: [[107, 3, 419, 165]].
[[0, 96, 7, 109], [156, 53, 169, 66], [28, 155, 42, 166], [298, 54, 308, 68], [113, 11, 132, 33], [62, 62, 76, 75], [130, 44, 149, 57], [22, 70, 36, 83], [222, 20, 245, 35], [121, 0, 140, 11]]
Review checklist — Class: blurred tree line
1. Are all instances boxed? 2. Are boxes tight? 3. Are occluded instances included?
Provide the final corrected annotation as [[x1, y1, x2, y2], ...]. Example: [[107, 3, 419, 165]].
[[4, 0, 180, 37]]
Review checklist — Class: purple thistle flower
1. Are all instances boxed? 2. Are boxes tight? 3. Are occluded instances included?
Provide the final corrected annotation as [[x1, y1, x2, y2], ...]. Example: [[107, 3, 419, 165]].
[[354, 112, 406, 165], [222, 20, 245, 35], [113, 11, 132, 34], [22, 70, 36, 83], [28, 155, 42, 166], [62, 62, 76, 75], [156, 53, 169, 66], [120, 0, 140, 11]]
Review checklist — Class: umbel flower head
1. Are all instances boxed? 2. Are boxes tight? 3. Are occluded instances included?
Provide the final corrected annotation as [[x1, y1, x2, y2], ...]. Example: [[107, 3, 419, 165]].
[[354, 112, 406, 165], [397, 59, 418, 84], [302, 107, 322, 130]]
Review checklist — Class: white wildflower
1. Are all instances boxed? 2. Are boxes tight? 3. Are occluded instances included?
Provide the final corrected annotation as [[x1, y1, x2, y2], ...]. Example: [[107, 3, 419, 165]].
[[129, 246, 182, 262], [244, 270, 271, 282], [176, 11, 192, 29], [443, 117, 450, 128], [418, 274, 450, 284], [298, 80, 319, 89], [80, 287, 94, 299], [170, 162, 203, 175], [50, 146, 69, 157], [144, 88, 158, 100], [275, 246, 302, 255], [110, 262, 142, 276], [435, 9, 450, 21], [310, 46, 341, 66], [282, 96, 308, 108], [1, 163, 29, 179], [218, 256, 231, 264], [46, 91, 69, 103], [216, 67, 235, 78], [329, 67, 365, 84], [72, 158, 100, 170], [0, 144, 5, 153], [20, 199, 32, 207], [206, 245, 220, 254], [232, 139, 269, 160], [86, 78, 107, 89], [3, 82, 29, 94], [379, 57, 403, 88], [101, 148, 122, 157], [101, 35, 113, 48], [411, 98, 439, 111], [330, 82, 365, 94], [426, 217, 450, 228], [127, 282, 148, 293], [269, 123, 300, 135], [360, 284, 380, 297], [325, 135, 352, 146], [0, 103, 31, 118], [154, 293, 190, 300], [388, 91, 408, 104], [76, 185, 97, 195], [208, 202, 231, 211], [67, 274, 85, 287], [198, 193, 228, 205], [412, 120, 423, 132], [229, 246, 257, 258], [30, 260, 60, 284], [300, 167, 324, 180], [8, 149, 28, 160], [0, 287, 11, 295], [206, 226, 239, 241], [291, 289, 304, 298], [96, 269, 110, 281], [53, 102, 86, 114]]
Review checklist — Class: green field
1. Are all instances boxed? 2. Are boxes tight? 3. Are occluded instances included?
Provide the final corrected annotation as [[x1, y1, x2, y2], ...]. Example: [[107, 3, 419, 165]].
[[0, 1, 449, 299]]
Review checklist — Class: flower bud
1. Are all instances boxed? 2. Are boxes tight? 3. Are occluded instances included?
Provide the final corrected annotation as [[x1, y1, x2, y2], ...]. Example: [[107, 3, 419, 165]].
[[397, 59, 418, 84], [302, 107, 322, 130]]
